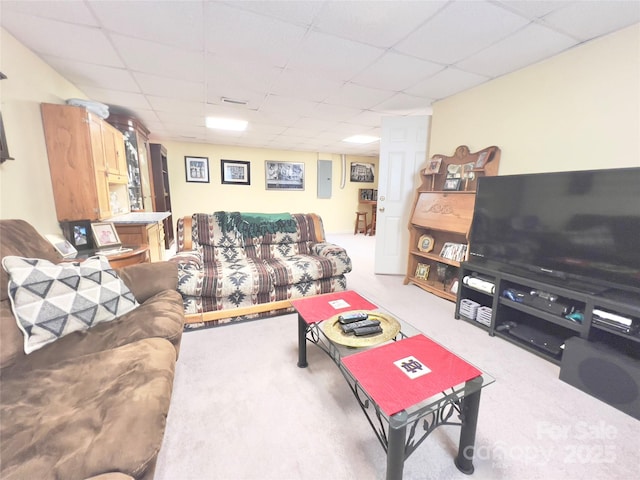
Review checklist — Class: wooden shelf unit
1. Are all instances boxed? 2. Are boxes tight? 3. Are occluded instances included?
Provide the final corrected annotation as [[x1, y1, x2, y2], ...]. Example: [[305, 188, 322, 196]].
[[405, 145, 500, 301], [150, 143, 174, 249]]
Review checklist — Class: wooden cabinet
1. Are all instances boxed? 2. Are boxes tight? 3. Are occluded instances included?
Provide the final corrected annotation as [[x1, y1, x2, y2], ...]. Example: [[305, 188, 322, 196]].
[[107, 114, 154, 212], [150, 143, 174, 249], [41, 103, 128, 221], [114, 222, 165, 262], [405, 145, 500, 301]]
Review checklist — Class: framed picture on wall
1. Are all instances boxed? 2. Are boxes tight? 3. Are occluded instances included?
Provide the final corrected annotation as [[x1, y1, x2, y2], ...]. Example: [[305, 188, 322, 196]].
[[350, 162, 375, 183], [265, 161, 304, 190], [185, 156, 210, 183], [221, 159, 250, 185]]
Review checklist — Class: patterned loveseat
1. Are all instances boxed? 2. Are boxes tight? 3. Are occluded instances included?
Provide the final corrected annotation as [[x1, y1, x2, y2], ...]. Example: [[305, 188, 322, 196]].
[[170, 212, 352, 326]]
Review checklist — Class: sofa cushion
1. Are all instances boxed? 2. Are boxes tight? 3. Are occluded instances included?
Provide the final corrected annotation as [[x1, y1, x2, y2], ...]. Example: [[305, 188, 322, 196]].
[[2, 256, 138, 354], [0, 338, 175, 480]]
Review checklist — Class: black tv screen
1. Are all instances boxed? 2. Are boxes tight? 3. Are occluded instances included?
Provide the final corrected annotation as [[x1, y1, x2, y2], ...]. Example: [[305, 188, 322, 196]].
[[469, 167, 640, 294]]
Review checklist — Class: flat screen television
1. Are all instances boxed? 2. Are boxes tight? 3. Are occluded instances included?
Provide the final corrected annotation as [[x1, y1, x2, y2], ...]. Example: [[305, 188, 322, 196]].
[[469, 167, 640, 295]]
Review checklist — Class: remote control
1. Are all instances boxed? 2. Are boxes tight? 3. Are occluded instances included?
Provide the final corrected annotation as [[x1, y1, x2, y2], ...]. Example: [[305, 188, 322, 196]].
[[338, 312, 369, 324], [341, 318, 380, 333], [353, 325, 383, 336]]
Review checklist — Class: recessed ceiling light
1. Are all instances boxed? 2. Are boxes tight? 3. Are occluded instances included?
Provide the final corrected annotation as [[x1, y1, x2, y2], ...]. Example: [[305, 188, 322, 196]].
[[343, 135, 380, 144], [206, 117, 248, 131]]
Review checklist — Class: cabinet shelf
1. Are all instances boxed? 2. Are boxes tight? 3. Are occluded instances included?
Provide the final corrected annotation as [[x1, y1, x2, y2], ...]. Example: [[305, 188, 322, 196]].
[[498, 297, 584, 333], [406, 276, 456, 301], [409, 249, 460, 267], [493, 331, 563, 365]]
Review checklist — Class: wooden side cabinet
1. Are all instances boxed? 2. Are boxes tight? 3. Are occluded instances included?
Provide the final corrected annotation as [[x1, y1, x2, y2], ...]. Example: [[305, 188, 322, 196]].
[[41, 103, 127, 221], [404, 145, 501, 301], [150, 143, 174, 249], [114, 222, 165, 262]]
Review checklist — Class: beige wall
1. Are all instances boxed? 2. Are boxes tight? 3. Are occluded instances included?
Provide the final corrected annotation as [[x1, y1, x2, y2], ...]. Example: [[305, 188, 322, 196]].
[[0, 29, 89, 234], [429, 23, 640, 174], [159, 141, 377, 233]]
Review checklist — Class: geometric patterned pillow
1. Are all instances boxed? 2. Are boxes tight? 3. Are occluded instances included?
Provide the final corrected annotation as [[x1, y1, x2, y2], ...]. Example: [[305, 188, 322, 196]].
[[2, 255, 139, 354]]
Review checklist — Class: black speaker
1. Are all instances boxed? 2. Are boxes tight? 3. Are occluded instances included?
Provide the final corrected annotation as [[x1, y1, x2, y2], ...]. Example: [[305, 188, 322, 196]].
[[560, 337, 640, 419]]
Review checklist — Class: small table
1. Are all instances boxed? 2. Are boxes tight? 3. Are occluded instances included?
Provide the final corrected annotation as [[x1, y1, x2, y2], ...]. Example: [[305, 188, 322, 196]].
[[73, 245, 150, 269], [292, 291, 494, 480]]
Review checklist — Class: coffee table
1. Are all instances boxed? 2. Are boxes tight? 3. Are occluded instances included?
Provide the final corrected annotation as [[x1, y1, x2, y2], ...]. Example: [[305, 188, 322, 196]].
[[292, 290, 494, 480]]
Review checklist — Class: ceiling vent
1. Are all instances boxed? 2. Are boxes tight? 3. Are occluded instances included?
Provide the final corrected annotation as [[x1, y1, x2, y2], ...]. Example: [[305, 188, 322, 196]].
[[221, 97, 248, 106]]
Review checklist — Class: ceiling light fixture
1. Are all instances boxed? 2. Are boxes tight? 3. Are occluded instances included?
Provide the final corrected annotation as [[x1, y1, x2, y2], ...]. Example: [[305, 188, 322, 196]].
[[343, 135, 380, 144], [206, 117, 248, 131]]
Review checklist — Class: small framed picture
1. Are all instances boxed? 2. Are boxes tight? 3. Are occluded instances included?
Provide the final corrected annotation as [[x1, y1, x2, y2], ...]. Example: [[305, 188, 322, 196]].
[[61, 220, 93, 250], [185, 156, 210, 183], [221, 159, 250, 185], [417, 234, 435, 253], [91, 222, 122, 249], [415, 263, 430, 281], [350, 162, 375, 183], [423, 157, 442, 175], [443, 178, 462, 191], [475, 151, 490, 169], [45, 234, 78, 258]]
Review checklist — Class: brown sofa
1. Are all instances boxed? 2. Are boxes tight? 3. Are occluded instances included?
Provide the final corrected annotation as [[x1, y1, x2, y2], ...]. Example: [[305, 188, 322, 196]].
[[0, 219, 185, 480]]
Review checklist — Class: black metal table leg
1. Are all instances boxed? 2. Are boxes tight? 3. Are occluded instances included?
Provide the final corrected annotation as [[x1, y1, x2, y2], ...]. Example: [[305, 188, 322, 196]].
[[455, 376, 483, 474], [297, 314, 308, 368], [386, 410, 408, 480]]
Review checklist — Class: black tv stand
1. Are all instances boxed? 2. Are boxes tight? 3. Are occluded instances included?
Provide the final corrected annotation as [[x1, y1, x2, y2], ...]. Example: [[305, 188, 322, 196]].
[[455, 261, 640, 419]]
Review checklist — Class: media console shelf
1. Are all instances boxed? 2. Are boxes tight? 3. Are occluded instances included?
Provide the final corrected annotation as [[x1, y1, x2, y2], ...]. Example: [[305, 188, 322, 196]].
[[455, 261, 640, 366]]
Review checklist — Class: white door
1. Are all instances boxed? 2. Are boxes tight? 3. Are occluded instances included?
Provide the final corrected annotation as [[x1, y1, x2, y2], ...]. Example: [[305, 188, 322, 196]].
[[374, 116, 429, 274]]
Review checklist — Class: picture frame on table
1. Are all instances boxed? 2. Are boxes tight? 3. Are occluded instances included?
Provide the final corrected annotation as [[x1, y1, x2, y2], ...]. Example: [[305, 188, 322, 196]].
[[45, 234, 78, 258], [61, 220, 93, 250], [443, 178, 462, 191], [423, 157, 442, 175], [221, 159, 250, 185], [185, 156, 210, 183], [265, 160, 305, 190], [417, 234, 435, 253], [415, 263, 430, 281], [91, 222, 122, 249]]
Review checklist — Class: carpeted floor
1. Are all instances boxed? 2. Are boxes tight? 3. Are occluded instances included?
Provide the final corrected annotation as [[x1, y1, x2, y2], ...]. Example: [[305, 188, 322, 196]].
[[154, 233, 640, 480]]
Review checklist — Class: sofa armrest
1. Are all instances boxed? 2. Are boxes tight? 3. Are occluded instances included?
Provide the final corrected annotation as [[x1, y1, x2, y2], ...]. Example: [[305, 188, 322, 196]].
[[168, 250, 204, 297], [118, 261, 178, 303], [312, 242, 348, 259], [84, 473, 135, 480]]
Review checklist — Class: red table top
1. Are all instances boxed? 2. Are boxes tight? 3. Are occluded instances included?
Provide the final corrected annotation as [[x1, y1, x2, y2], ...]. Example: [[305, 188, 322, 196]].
[[291, 290, 378, 324], [342, 334, 482, 416]]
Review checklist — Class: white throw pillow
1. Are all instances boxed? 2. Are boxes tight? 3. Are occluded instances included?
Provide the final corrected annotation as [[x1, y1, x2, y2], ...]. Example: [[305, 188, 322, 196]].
[[2, 255, 139, 354]]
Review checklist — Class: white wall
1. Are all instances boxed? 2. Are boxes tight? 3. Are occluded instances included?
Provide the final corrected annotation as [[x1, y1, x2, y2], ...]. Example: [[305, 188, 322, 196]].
[[429, 24, 640, 174]]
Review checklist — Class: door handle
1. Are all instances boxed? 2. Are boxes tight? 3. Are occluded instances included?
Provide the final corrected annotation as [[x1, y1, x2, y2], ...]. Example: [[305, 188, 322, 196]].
[[379, 206, 385, 212]]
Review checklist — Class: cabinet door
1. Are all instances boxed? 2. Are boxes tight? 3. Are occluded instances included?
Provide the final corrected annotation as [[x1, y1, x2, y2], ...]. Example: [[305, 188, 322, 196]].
[[88, 116, 112, 219], [102, 122, 127, 183], [41, 103, 105, 221]]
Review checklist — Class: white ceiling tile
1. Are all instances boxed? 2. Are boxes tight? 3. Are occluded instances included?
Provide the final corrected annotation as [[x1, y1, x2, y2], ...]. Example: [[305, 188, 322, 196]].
[[2, 0, 98, 25], [133, 73, 204, 102], [541, 1, 640, 41], [313, 103, 364, 122], [111, 34, 204, 80], [230, 0, 323, 27], [41, 56, 140, 92], [405, 68, 488, 100], [351, 52, 445, 91], [324, 83, 397, 110], [286, 30, 385, 81], [79, 86, 152, 111], [270, 69, 344, 102], [1, 12, 123, 67], [90, 0, 204, 51], [312, 1, 447, 48], [372, 93, 434, 116], [204, 3, 308, 67], [396, 0, 530, 64], [494, 1, 570, 20], [146, 96, 205, 117], [456, 23, 578, 78], [259, 95, 319, 117]]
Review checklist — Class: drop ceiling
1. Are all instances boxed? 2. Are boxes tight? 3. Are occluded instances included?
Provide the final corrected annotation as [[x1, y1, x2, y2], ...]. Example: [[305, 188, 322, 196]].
[[1, 1, 638, 157]]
